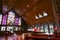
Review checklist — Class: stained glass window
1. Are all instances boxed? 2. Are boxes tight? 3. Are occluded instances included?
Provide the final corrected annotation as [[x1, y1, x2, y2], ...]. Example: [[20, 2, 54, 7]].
[[40, 25, 44, 32], [19, 17, 21, 25], [1, 26, 6, 31], [49, 24, 54, 34], [0, 10, 21, 26], [7, 26, 14, 33], [14, 27, 18, 31], [0, 9, 22, 33], [15, 15, 19, 25], [2, 14, 7, 25], [0, 14, 2, 25], [7, 11, 15, 25], [44, 24, 49, 34]]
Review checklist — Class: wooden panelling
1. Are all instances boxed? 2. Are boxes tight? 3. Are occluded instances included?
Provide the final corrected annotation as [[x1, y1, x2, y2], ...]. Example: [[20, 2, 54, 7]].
[[5, 0, 55, 25], [21, 0, 55, 25]]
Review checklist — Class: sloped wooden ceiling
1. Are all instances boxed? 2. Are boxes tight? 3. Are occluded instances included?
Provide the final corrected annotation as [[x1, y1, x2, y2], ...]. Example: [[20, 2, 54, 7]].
[[5, 0, 55, 25]]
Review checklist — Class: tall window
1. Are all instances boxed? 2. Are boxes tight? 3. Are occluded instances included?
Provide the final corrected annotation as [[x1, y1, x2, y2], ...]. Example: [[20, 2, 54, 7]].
[[19, 17, 21, 26], [15, 15, 19, 25], [0, 14, 2, 25], [49, 24, 54, 34], [0, 10, 21, 26], [7, 10, 21, 26], [7, 10, 15, 25], [0, 10, 21, 33], [2, 14, 7, 25], [44, 24, 49, 34], [40, 25, 44, 32]]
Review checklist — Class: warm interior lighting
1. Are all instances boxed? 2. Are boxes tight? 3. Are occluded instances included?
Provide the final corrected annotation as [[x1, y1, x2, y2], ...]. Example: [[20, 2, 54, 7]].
[[1, 26, 6, 31], [27, 28, 34, 31], [39, 14, 43, 18], [19, 18, 21, 25], [7, 26, 14, 33], [27, 4, 30, 7], [49, 24, 54, 34], [43, 11, 48, 17], [7, 11, 15, 25], [35, 12, 48, 19], [0, 14, 2, 24], [35, 16, 39, 19]]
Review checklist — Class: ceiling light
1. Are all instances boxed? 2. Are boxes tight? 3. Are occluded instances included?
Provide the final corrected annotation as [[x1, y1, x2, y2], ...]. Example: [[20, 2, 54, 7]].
[[39, 14, 43, 18], [43, 11, 48, 17], [27, 4, 29, 7], [35, 16, 39, 19]]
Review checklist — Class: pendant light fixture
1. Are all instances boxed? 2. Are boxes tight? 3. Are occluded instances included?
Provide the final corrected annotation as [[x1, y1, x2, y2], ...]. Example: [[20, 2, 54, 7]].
[[35, 16, 39, 19], [39, 14, 43, 18], [43, 11, 48, 17]]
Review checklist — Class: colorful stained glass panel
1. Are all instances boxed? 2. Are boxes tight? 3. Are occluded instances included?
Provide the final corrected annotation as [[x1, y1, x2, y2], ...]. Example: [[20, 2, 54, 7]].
[[2, 14, 7, 25]]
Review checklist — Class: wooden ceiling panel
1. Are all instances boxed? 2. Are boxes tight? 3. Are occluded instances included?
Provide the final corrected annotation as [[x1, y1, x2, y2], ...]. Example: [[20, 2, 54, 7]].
[[35, 0, 55, 23], [4, 0, 56, 25], [22, 10, 35, 25], [21, 0, 55, 25], [14, 0, 34, 16], [6, 0, 16, 10]]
